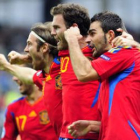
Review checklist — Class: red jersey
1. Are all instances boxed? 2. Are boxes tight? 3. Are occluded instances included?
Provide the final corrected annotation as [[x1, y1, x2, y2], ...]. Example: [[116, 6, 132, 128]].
[[59, 46, 100, 139], [1, 96, 57, 140], [33, 57, 63, 136], [92, 47, 140, 140]]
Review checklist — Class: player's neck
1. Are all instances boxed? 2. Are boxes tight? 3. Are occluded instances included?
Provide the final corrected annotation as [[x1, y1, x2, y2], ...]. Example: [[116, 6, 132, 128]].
[[107, 42, 113, 50], [43, 54, 54, 74], [26, 87, 42, 104]]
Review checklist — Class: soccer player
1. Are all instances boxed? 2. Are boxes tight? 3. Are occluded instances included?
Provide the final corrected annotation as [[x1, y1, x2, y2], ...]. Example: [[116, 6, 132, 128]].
[[51, 4, 100, 140], [1, 65, 58, 140], [1, 22, 63, 137], [64, 11, 140, 140]]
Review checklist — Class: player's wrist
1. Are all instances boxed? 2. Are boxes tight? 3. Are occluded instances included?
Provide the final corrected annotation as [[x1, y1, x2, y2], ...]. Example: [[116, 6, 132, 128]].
[[68, 34, 78, 41], [67, 36, 80, 49], [89, 121, 100, 132], [4, 62, 12, 71]]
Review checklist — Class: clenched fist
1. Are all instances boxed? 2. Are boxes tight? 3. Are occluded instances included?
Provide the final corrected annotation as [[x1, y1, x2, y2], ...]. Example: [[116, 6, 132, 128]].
[[8, 51, 32, 64]]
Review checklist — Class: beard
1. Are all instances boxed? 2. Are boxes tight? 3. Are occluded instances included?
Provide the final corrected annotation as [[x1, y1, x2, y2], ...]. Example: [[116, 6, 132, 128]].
[[57, 34, 68, 51], [32, 57, 45, 70], [33, 62, 45, 70], [21, 86, 33, 95], [92, 34, 107, 58], [21, 90, 28, 95]]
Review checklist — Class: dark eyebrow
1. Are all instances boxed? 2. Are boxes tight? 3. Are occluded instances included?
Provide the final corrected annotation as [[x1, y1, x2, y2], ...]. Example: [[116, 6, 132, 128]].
[[52, 25, 59, 28], [27, 40, 31, 44], [88, 29, 96, 34]]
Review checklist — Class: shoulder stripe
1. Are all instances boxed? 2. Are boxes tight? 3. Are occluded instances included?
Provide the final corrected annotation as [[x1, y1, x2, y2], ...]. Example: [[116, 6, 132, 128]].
[[10, 112, 15, 118], [53, 56, 60, 65], [10, 97, 25, 105]]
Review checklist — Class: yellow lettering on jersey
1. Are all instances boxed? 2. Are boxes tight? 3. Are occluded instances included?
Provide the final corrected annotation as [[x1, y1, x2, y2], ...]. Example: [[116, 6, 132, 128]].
[[16, 115, 27, 131], [16, 117, 20, 131], [29, 111, 37, 117], [61, 57, 69, 73]]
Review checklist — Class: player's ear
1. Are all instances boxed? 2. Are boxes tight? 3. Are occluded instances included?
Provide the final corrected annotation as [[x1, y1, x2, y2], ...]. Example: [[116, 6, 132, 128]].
[[72, 23, 78, 27], [41, 43, 49, 53], [107, 30, 115, 44]]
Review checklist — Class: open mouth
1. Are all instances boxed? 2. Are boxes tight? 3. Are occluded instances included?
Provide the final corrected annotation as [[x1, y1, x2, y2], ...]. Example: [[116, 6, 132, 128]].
[[18, 82, 22, 87], [55, 37, 60, 46], [92, 47, 96, 52], [57, 40, 60, 45], [56, 39, 60, 46], [89, 44, 96, 52]]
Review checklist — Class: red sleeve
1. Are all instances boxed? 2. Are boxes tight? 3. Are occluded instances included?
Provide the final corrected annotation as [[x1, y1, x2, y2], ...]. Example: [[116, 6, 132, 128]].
[[1, 106, 18, 140], [33, 70, 45, 90], [91, 49, 134, 81]]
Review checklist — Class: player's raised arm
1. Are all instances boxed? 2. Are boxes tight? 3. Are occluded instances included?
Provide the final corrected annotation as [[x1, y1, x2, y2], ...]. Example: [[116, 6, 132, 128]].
[[112, 36, 140, 49], [116, 28, 134, 40], [64, 26, 100, 82], [0, 54, 36, 84], [112, 28, 140, 48], [8, 51, 32, 65]]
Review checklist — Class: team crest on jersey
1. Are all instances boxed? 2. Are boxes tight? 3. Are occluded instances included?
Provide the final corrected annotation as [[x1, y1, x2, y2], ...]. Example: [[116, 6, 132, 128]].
[[39, 110, 50, 124], [55, 74, 62, 90]]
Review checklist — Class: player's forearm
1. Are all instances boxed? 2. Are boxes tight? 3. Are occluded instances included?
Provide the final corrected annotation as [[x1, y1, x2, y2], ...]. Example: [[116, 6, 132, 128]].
[[89, 121, 101, 133], [67, 37, 98, 82], [4, 63, 36, 84]]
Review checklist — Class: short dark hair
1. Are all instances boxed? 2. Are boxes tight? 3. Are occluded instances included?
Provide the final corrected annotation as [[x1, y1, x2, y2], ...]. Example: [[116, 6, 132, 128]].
[[91, 11, 127, 37], [50, 3, 90, 36], [31, 22, 58, 57]]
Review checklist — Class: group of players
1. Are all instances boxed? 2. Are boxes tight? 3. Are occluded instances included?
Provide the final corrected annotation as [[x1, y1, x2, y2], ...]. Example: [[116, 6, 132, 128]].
[[1, 3, 140, 140]]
